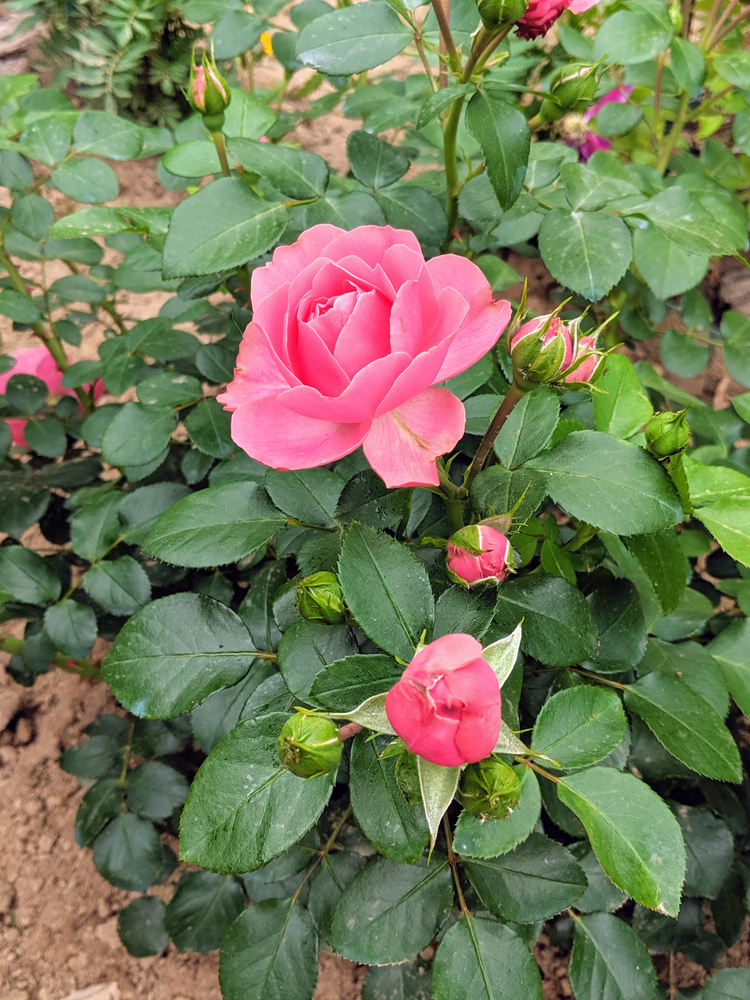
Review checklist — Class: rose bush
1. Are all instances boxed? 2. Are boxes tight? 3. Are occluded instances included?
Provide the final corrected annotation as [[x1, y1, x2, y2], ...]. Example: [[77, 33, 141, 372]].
[[1, 0, 750, 996]]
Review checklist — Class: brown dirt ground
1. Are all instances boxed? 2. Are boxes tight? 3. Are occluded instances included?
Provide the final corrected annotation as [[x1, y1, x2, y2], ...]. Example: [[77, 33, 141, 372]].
[[2, 21, 750, 999]]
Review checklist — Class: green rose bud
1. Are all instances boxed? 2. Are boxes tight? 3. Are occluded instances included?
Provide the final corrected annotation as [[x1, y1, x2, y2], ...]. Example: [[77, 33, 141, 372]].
[[278, 711, 343, 779], [459, 758, 521, 821], [188, 50, 231, 124], [539, 63, 599, 123], [645, 409, 690, 459], [476, 0, 529, 31], [295, 571, 347, 624]]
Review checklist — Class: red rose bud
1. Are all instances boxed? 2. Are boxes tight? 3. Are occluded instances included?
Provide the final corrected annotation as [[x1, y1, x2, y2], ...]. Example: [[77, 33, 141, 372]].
[[563, 333, 605, 385], [447, 525, 512, 589], [510, 313, 574, 388], [516, 0, 598, 39], [385, 634, 502, 767], [189, 52, 231, 120]]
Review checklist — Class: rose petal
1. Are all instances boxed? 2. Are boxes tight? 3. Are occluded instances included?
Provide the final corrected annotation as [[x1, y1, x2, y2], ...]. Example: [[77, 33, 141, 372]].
[[251, 224, 343, 307], [334, 288, 393, 376], [407, 633, 485, 684], [436, 298, 511, 381], [217, 322, 294, 412], [229, 395, 369, 470], [363, 387, 465, 488], [324, 225, 422, 272]]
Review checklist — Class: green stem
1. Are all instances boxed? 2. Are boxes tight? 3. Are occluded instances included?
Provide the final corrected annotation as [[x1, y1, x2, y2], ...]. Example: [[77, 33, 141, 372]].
[[655, 92, 689, 173], [414, 30, 438, 92], [465, 383, 525, 487], [443, 814, 471, 919], [431, 0, 460, 76], [211, 130, 232, 178], [438, 461, 465, 531]]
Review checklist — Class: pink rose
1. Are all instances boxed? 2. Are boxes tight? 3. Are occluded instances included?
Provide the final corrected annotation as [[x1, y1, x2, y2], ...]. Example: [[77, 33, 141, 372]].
[[564, 334, 604, 384], [584, 85, 635, 123], [516, 0, 598, 39], [385, 634, 502, 767], [218, 225, 511, 488], [579, 133, 611, 162], [447, 525, 512, 588], [190, 64, 229, 114], [0, 346, 101, 446]]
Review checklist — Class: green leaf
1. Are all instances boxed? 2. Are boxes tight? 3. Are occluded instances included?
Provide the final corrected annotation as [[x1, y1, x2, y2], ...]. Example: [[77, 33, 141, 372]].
[[624, 186, 740, 257], [230, 137, 329, 199], [432, 917, 542, 1000], [701, 969, 750, 1000], [0, 546, 60, 604], [20, 116, 72, 167], [73, 111, 144, 160], [184, 399, 233, 459], [60, 735, 122, 780], [0, 290, 41, 324], [673, 804, 734, 900], [161, 140, 221, 177], [569, 912, 657, 1000], [571, 843, 628, 915], [650, 586, 712, 641], [465, 832, 587, 922], [127, 760, 189, 820], [593, 3, 673, 64], [0, 469, 50, 539], [494, 574, 598, 668], [180, 714, 333, 873], [494, 386, 560, 468], [162, 177, 288, 278], [527, 430, 681, 535], [219, 899, 319, 1000], [331, 856, 453, 964], [624, 672, 741, 782], [48, 205, 127, 239], [557, 767, 686, 916], [470, 465, 549, 523], [538, 209, 632, 301], [433, 586, 497, 642], [75, 778, 124, 847], [117, 482, 190, 545], [584, 577, 648, 673], [417, 83, 476, 130], [362, 958, 432, 1000], [592, 354, 653, 440], [338, 522, 434, 661], [296, 2, 412, 75], [277, 619, 357, 700], [309, 850, 369, 947], [310, 654, 401, 711], [465, 89, 530, 213], [53, 157, 119, 203], [101, 402, 176, 467], [44, 599, 97, 658], [145, 482, 286, 568], [118, 896, 168, 958], [6, 373, 47, 414], [165, 871, 245, 952], [376, 184, 448, 247], [83, 556, 151, 616], [633, 227, 709, 300], [223, 89, 277, 140], [103, 593, 257, 718], [349, 732, 430, 863], [418, 757, 461, 846], [531, 686, 627, 769], [265, 467, 344, 528], [136, 371, 203, 409], [454, 766, 540, 859], [713, 50, 750, 87], [92, 813, 165, 891], [625, 530, 686, 615], [192, 663, 276, 753], [639, 638, 728, 718], [51, 274, 107, 303], [347, 130, 410, 190], [12, 193, 54, 239], [709, 619, 750, 718], [670, 37, 704, 91]]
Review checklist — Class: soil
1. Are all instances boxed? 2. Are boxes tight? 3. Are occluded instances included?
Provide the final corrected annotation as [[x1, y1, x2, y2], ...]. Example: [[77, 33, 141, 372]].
[[2, 21, 750, 1000]]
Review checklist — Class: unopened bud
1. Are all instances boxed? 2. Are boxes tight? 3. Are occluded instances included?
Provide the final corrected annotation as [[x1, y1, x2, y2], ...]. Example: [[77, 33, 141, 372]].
[[562, 333, 605, 385], [510, 313, 574, 388], [540, 62, 599, 122], [645, 409, 690, 459], [188, 51, 231, 120], [295, 571, 347, 624], [278, 711, 343, 778], [476, 0, 529, 31], [447, 524, 513, 589], [460, 758, 521, 821]]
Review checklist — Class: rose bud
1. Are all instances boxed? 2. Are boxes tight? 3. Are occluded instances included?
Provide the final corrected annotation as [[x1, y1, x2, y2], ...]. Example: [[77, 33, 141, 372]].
[[645, 409, 690, 459], [476, 0, 529, 31], [510, 313, 574, 388], [539, 62, 599, 123], [563, 334, 605, 385], [295, 571, 347, 625], [447, 524, 512, 589], [385, 634, 502, 767], [516, 0, 598, 40], [459, 758, 521, 821], [278, 711, 343, 778], [188, 51, 231, 126]]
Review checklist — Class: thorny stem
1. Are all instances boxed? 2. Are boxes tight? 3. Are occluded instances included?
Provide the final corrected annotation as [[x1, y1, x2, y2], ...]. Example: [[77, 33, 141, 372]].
[[432, 0, 458, 84], [443, 814, 471, 918], [466, 383, 525, 487], [292, 804, 353, 904]]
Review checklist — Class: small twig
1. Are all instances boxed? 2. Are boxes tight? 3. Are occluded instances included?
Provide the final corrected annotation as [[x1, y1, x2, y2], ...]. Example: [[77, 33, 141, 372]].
[[443, 814, 471, 918], [465, 383, 525, 487]]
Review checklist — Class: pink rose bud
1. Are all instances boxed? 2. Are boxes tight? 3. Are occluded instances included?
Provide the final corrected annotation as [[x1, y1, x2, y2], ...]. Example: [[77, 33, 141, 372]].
[[447, 525, 512, 588], [564, 334, 604, 384], [218, 225, 512, 489], [516, 0, 598, 38], [188, 52, 231, 120], [191, 65, 207, 113], [509, 313, 574, 387], [385, 634, 502, 767]]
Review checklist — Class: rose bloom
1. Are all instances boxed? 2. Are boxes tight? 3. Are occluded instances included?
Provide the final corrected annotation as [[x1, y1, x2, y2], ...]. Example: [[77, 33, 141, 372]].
[[0, 346, 100, 446], [219, 226, 511, 488], [385, 634, 502, 767], [516, 0, 598, 39], [447, 525, 512, 588], [565, 86, 635, 161]]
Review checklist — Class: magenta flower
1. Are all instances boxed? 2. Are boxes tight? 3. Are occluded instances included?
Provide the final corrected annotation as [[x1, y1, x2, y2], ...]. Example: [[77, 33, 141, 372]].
[[516, 0, 598, 40], [577, 85, 634, 161], [447, 525, 513, 588], [219, 225, 511, 488], [385, 634, 502, 767]]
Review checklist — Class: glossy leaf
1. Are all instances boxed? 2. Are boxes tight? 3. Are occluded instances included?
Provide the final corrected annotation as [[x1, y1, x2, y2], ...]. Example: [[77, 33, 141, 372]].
[[531, 686, 627, 769]]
